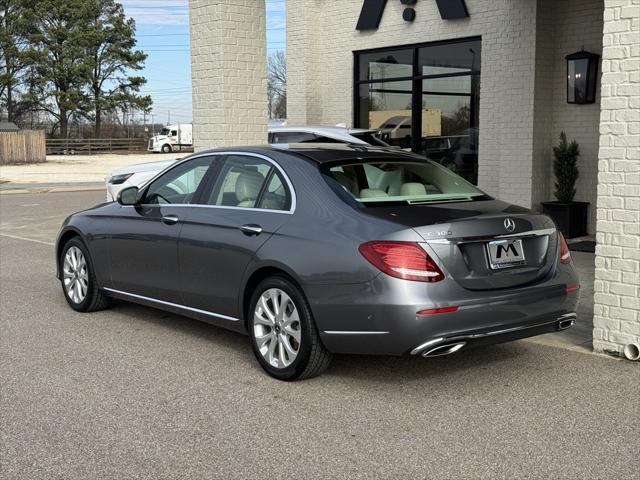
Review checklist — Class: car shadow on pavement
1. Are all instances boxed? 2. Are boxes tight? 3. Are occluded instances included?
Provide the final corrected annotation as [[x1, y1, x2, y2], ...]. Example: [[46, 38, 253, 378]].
[[326, 345, 523, 383], [107, 299, 530, 384]]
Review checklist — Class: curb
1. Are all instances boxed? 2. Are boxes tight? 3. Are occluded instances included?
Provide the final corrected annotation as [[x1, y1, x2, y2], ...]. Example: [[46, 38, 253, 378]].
[[525, 335, 594, 355]]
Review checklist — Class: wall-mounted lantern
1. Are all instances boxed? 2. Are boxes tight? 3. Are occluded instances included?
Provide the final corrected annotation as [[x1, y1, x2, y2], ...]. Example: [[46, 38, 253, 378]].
[[566, 49, 600, 104]]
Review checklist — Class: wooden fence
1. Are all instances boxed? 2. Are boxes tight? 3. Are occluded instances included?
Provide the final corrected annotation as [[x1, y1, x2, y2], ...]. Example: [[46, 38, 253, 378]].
[[45, 137, 148, 155], [0, 130, 47, 165]]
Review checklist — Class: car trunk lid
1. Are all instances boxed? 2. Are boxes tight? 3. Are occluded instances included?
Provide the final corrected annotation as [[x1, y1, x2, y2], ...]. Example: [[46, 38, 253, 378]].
[[360, 200, 558, 290]]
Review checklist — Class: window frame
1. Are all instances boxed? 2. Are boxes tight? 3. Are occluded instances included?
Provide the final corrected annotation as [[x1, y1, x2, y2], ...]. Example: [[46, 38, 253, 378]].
[[353, 36, 481, 182], [137, 151, 296, 214]]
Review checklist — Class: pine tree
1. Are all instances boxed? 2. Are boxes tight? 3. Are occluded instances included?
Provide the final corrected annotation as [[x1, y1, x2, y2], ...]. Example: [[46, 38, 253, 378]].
[[83, 0, 150, 137], [552, 131, 580, 203], [27, 0, 92, 137], [0, 0, 37, 122]]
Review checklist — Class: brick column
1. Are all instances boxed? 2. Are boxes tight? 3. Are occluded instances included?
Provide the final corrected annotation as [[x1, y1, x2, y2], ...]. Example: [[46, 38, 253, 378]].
[[285, 0, 325, 125], [593, 0, 640, 356], [189, 0, 268, 150]]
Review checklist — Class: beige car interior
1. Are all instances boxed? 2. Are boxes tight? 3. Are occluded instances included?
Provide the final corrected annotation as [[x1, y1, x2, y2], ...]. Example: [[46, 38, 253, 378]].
[[332, 164, 443, 199], [235, 169, 265, 208]]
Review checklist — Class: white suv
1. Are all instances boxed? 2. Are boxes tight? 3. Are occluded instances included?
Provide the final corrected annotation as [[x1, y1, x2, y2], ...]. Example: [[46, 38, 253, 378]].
[[105, 126, 389, 201]]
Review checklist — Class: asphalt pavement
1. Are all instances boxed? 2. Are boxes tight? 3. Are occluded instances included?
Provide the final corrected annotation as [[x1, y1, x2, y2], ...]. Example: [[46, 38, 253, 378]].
[[1, 191, 639, 479]]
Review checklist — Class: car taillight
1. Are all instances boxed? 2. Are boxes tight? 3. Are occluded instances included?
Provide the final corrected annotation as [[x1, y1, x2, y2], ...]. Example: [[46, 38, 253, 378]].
[[416, 306, 459, 315], [358, 241, 444, 282], [559, 232, 572, 264]]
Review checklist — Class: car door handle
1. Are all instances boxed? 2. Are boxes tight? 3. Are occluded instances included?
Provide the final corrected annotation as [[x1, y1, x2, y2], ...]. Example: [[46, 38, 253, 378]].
[[162, 215, 180, 225], [240, 224, 263, 236]]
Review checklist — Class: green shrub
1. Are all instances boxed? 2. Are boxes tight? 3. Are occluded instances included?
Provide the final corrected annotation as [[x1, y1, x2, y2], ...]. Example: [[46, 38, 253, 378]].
[[553, 131, 580, 203]]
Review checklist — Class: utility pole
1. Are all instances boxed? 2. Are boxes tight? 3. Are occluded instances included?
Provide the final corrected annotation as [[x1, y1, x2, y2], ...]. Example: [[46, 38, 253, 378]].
[[168, 110, 171, 125]]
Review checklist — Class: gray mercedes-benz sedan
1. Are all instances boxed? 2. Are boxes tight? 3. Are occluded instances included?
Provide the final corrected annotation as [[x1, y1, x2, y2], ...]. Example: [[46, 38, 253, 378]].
[[56, 144, 580, 380]]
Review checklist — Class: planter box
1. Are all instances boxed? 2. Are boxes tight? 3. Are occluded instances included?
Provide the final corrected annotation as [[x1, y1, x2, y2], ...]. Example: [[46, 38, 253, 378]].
[[541, 201, 589, 239]]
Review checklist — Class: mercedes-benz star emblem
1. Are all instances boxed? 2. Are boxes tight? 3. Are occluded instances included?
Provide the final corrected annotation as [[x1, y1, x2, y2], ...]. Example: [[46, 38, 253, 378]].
[[504, 218, 516, 232]]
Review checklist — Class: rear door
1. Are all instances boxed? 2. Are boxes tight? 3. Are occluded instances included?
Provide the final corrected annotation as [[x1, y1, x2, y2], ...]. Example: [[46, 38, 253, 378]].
[[177, 153, 293, 318]]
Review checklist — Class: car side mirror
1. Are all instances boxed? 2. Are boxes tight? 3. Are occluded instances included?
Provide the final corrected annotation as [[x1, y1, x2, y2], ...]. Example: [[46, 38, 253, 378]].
[[117, 186, 139, 206]]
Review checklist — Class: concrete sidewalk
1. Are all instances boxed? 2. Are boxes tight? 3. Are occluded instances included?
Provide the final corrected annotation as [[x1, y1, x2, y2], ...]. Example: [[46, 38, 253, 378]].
[[0, 152, 187, 193], [530, 250, 595, 352]]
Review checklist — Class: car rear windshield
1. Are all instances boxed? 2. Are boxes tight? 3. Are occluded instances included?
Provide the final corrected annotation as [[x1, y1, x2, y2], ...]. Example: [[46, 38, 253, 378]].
[[324, 159, 487, 205]]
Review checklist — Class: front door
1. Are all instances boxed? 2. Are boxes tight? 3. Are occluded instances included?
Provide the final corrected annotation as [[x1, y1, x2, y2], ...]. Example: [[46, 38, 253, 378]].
[[178, 154, 293, 318], [108, 155, 214, 303]]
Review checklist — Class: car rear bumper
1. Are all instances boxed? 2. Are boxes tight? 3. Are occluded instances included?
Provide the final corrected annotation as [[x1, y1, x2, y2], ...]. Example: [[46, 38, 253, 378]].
[[408, 312, 576, 357], [308, 266, 580, 356]]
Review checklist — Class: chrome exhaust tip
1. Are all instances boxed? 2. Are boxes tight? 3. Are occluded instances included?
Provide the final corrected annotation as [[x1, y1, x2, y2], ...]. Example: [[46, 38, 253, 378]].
[[557, 313, 577, 331], [557, 319, 575, 330], [422, 341, 466, 357]]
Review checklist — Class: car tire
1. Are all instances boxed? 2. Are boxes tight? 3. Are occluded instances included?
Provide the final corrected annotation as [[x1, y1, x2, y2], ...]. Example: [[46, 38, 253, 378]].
[[59, 237, 110, 312], [248, 276, 332, 381], [161, 144, 172, 153]]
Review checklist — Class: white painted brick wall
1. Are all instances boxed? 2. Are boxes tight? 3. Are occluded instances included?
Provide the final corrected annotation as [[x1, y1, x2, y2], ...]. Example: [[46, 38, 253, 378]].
[[547, 0, 604, 233], [287, 0, 541, 207], [593, 0, 640, 356], [189, 0, 268, 150], [286, 0, 605, 223]]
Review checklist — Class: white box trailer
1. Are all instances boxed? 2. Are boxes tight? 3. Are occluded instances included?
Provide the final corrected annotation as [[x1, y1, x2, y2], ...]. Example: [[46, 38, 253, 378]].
[[148, 123, 192, 153]]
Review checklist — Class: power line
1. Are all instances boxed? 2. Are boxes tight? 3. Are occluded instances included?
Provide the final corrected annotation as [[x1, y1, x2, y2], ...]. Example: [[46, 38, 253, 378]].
[[137, 33, 189, 37], [137, 43, 188, 46]]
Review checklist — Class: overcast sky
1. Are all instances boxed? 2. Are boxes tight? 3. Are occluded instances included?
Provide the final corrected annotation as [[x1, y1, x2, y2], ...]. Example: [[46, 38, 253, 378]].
[[119, 0, 286, 125]]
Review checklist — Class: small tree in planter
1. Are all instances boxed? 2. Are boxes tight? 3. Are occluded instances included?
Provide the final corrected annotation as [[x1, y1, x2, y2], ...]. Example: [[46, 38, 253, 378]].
[[553, 132, 580, 203], [542, 132, 589, 238]]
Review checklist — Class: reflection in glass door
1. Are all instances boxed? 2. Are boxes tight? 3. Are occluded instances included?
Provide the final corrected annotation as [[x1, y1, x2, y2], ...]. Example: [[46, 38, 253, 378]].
[[358, 81, 413, 148], [355, 38, 481, 184]]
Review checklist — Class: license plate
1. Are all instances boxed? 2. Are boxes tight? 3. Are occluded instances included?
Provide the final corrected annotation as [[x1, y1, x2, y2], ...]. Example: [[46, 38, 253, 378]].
[[486, 239, 525, 269]]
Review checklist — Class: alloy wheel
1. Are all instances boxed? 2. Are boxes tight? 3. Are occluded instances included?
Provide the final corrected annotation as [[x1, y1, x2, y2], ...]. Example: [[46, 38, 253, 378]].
[[63, 246, 89, 304], [253, 288, 301, 369]]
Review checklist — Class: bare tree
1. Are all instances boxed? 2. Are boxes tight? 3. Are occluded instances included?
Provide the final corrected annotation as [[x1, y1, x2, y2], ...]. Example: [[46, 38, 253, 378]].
[[267, 50, 286, 119]]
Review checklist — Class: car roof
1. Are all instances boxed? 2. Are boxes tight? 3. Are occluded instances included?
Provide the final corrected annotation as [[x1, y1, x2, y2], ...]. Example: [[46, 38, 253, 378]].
[[198, 144, 420, 164]]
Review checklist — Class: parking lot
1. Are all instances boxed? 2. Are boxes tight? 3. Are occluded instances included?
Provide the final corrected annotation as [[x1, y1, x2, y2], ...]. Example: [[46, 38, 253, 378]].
[[1, 190, 639, 479]]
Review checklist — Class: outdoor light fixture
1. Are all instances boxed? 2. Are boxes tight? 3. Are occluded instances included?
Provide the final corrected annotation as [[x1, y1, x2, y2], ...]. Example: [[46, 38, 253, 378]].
[[566, 49, 600, 104]]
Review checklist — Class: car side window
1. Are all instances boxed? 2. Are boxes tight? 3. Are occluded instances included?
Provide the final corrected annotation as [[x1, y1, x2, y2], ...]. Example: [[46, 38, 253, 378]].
[[306, 136, 343, 143], [271, 131, 317, 143], [142, 156, 213, 205], [258, 171, 291, 211], [205, 155, 291, 211]]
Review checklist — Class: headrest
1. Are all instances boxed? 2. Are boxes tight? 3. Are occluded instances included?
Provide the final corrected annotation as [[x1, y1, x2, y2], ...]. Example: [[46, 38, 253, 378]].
[[400, 182, 427, 196], [359, 188, 388, 199], [235, 169, 265, 202]]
